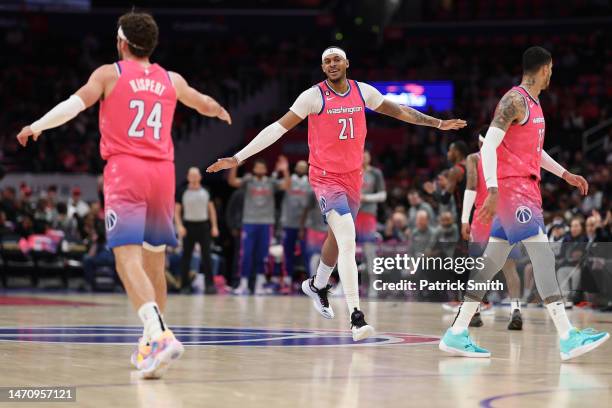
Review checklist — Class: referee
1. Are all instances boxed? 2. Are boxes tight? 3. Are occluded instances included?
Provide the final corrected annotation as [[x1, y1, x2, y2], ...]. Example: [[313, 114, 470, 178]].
[[175, 167, 219, 294]]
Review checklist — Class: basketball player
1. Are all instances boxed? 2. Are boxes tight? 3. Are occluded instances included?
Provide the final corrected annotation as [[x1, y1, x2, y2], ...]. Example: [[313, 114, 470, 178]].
[[207, 46, 466, 340], [439, 46, 609, 360], [16, 12, 231, 377], [461, 127, 523, 330]]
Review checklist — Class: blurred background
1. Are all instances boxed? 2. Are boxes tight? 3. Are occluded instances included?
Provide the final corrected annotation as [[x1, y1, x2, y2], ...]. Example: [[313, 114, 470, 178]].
[[0, 1, 609, 307]]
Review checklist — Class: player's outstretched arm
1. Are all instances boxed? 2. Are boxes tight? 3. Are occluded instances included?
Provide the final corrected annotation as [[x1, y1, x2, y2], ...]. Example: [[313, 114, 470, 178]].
[[541, 150, 588, 195], [478, 90, 526, 224], [16, 64, 112, 147], [374, 100, 467, 130], [170, 72, 232, 125], [206, 111, 303, 173]]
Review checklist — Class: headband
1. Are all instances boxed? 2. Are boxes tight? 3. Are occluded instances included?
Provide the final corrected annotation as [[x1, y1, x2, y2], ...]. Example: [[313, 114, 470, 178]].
[[322, 47, 347, 62], [118, 26, 145, 50]]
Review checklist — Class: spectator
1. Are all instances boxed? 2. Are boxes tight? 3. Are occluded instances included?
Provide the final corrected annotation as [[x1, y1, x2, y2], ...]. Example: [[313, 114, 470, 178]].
[[407, 189, 435, 230], [67, 187, 90, 219], [434, 211, 459, 258], [51, 202, 80, 241], [384, 211, 410, 242], [410, 210, 436, 256]]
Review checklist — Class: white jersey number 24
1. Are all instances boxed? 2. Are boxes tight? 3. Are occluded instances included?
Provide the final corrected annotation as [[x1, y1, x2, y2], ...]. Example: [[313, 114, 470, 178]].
[[128, 100, 162, 140]]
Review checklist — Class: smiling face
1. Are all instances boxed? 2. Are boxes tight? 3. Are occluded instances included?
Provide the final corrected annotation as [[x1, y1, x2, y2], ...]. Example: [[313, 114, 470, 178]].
[[321, 54, 349, 83]]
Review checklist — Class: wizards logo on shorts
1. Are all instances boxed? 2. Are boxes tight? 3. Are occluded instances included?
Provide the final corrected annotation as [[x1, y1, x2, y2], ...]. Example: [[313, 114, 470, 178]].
[[319, 196, 327, 212], [515, 206, 532, 224], [105, 209, 118, 231], [0, 326, 438, 347]]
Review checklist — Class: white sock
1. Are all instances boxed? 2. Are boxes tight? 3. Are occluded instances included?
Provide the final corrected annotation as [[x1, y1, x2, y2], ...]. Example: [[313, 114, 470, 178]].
[[511, 299, 521, 312], [546, 301, 573, 339], [326, 211, 360, 315], [138, 302, 165, 340], [236, 277, 248, 290], [255, 274, 266, 292], [450, 302, 479, 334], [313, 261, 335, 289]]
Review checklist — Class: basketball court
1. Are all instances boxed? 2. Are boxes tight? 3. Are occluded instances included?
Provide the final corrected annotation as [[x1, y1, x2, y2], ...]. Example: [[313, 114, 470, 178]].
[[1, 294, 611, 407]]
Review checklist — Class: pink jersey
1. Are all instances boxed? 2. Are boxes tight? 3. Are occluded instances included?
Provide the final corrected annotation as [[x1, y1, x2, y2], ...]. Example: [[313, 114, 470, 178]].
[[475, 152, 487, 209], [307, 79, 367, 173], [497, 86, 545, 181], [99, 60, 177, 161]]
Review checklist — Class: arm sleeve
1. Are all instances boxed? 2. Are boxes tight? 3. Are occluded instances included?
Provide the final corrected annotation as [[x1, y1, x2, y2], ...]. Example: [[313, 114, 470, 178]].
[[357, 82, 385, 110], [289, 87, 323, 119], [541, 150, 567, 178], [461, 190, 477, 223], [30, 95, 86, 134], [481, 127, 506, 188], [234, 122, 288, 163]]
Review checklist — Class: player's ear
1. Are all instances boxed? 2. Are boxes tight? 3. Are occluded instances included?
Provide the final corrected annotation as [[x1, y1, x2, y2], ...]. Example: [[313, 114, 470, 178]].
[[345, 59, 349, 69]]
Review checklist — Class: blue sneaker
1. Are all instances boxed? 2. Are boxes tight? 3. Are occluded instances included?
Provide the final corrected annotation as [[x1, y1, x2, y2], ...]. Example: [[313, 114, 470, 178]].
[[560, 328, 610, 361], [439, 328, 491, 358]]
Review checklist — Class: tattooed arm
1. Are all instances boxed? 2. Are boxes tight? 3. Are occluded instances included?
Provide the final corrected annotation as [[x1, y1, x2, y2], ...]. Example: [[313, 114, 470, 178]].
[[477, 90, 526, 224], [490, 90, 526, 131], [465, 153, 479, 191], [374, 99, 467, 130]]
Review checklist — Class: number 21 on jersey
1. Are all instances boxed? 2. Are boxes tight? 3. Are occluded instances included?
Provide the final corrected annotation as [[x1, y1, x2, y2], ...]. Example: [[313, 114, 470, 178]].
[[338, 117, 354, 140], [128, 99, 162, 140]]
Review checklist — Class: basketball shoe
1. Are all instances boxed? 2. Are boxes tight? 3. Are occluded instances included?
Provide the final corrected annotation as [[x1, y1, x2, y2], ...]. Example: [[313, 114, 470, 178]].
[[138, 330, 184, 379], [560, 328, 609, 361], [301, 277, 334, 319], [439, 328, 491, 357], [350, 308, 375, 341]]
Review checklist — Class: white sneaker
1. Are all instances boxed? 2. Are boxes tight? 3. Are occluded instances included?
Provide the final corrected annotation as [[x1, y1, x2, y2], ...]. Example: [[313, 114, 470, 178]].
[[350, 308, 375, 341], [301, 277, 334, 319]]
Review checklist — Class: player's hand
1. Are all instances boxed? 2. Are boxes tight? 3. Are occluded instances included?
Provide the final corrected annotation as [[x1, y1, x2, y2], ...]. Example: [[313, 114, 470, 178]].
[[16, 126, 41, 147], [562, 171, 588, 196], [478, 189, 498, 224], [217, 107, 232, 125], [211, 226, 219, 238], [276, 155, 289, 173], [439, 119, 467, 131], [207, 157, 239, 173], [461, 223, 471, 241], [177, 225, 187, 238]]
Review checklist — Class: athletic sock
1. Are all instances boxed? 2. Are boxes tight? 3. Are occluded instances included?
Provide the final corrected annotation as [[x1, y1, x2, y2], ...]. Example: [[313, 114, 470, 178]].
[[545, 301, 573, 339], [138, 302, 166, 340], [511, 299, 521, 312], [313, 261, 335, 289], [450, 302, 479, 335]]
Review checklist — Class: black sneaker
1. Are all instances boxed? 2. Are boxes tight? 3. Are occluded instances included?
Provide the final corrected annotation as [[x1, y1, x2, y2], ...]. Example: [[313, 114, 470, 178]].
[[507, 309, 523, 330], [301, 277, 334, 319], [350, 308, 375, 341], [469, 312, 484, 327]]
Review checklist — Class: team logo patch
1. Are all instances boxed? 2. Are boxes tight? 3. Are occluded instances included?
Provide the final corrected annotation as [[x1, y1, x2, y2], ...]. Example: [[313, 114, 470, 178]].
[[105, 209, 118, 231], [319, 196, 327, 212], [325, 90, 330, 96], [0, 326, 439, 347], [515, 206, 532, 224]]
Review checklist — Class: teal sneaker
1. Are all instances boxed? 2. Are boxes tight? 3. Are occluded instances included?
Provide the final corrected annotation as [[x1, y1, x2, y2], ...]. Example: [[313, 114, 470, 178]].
[[439, 328, 491, 358], [560, 328, 609, 361]]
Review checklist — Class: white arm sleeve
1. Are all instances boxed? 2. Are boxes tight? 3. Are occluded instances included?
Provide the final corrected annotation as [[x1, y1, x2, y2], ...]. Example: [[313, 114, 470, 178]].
[[234, 122, 288, 163], [461, 190, 477, 223], [30, 95, 86, 134], [540, 149, 567, 178], [481, 126, 506, 189], [289, 87, 323, 119], [362, 191, 387, 203], [357, 82, 385, 110]]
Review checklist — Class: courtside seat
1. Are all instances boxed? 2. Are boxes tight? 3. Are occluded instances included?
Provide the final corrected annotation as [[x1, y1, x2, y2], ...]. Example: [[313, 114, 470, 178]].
[[1, 236, 36, 288]]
